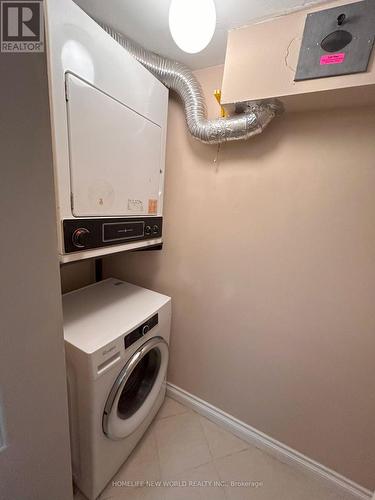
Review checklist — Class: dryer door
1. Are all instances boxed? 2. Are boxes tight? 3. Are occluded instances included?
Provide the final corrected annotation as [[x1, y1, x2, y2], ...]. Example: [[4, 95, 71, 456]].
[[66, 73, 162, 217], [103, 336, 168, 440]]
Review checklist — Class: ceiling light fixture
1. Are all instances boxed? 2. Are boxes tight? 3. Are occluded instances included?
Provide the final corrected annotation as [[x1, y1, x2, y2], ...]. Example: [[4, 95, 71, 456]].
[[168, 0, 216, 54]]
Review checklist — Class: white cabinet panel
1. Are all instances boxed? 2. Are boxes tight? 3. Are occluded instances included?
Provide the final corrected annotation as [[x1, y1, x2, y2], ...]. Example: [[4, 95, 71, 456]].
[[66, 73, 162, 217]]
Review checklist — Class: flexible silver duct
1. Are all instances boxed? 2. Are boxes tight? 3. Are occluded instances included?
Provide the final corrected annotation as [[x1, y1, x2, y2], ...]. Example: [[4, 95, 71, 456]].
[[101, 23, 281, 144]]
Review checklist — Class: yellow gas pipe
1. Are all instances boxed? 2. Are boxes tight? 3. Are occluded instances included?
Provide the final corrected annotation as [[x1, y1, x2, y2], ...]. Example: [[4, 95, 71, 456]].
[[213, 89, 227, 118]]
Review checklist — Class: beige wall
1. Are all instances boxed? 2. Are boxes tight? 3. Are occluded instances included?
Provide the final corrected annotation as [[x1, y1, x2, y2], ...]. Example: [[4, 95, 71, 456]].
[[60, 260, 95, 294], [104, 65, 375, 490], [0, 51, 72, 499]]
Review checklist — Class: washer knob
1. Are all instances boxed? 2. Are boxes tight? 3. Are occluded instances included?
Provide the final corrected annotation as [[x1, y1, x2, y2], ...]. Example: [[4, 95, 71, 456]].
[[152, 225, 159, 235], [72, 228, 90, 248], [142, 325, 150, 336], [145, 225, 152, 236]]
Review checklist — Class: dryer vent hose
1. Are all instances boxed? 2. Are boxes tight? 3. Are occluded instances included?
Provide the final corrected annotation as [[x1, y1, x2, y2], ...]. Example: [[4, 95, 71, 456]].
[[100, 22, 282, 145]]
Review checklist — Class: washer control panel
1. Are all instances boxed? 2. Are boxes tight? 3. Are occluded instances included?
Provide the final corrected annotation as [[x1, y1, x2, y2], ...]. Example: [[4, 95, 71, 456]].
[[124, 314, 159, 349], [63, 217, 162, 253]]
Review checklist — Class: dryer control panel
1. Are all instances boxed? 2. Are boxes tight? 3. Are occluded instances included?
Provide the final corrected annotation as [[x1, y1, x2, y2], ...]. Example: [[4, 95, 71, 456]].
[[63, 217, 162, 253]]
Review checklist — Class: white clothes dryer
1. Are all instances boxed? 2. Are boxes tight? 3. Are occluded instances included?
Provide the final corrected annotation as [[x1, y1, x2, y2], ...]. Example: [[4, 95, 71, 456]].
[[63, 278, 171, 499]]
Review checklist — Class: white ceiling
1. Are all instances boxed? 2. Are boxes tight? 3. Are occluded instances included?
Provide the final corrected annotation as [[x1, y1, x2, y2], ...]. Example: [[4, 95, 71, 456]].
[[74, 0, 330, 69]]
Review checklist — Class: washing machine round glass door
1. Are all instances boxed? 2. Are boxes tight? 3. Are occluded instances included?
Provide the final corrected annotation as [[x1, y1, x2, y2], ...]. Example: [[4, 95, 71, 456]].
[[103, 336, 168, 440]]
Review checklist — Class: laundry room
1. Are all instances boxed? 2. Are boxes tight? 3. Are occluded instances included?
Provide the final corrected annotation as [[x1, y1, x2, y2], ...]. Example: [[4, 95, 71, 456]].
[[1, 0, 375, 499]]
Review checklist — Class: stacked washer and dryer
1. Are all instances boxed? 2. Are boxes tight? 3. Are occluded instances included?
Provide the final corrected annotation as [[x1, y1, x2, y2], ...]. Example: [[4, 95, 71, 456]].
[[44, 1, 171, 498]]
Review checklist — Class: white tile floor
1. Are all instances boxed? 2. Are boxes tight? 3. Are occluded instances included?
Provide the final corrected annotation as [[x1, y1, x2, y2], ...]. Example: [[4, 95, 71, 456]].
[[75, 397, 354, 500]]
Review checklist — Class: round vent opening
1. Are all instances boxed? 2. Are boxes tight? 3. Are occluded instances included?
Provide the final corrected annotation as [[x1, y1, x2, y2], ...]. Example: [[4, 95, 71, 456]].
[[321, 30, 352, 53]]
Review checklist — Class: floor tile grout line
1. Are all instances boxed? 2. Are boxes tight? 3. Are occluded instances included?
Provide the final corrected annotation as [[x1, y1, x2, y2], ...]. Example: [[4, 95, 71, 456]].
[[194, 411, 232, 500], [210, 454, 232, 500], [156, 408, 190, 421], [151, 418, 164, 488], [197, 412, 260, 500], [168, 456, 214, 477], [164, 403, 251, 479], [198, 414, 251, 461], [197, 410, 215, 462], [156, 397, 191, 418], [155, 403, 215, 481]]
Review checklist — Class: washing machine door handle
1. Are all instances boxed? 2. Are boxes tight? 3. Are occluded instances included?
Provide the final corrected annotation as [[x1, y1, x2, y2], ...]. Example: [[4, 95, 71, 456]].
[[103, 336, 168, 439]]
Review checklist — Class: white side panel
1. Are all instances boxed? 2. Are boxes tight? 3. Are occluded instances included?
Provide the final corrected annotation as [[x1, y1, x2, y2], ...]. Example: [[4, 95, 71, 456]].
[[0, 47, 73, 500], [66, 74, 161, 217]]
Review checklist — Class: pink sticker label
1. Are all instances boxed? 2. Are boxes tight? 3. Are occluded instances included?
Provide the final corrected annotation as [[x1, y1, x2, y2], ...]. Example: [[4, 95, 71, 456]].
[[320, 53, 346, 65]]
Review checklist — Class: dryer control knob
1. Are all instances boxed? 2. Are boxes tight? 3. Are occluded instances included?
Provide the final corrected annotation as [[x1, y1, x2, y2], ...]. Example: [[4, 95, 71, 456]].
[[152, 225, 159, 235], [145, 225, 152, 236], [72, 228, 90, 248], [142, 325, 150, 336]]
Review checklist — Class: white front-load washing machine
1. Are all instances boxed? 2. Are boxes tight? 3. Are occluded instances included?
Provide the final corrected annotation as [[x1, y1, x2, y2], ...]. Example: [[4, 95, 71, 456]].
[[63, 278, 171, 500]]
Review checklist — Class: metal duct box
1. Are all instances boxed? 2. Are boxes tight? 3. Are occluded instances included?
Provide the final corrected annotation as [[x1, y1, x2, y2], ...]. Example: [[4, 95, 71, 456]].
[[295, 0, 375, 81]]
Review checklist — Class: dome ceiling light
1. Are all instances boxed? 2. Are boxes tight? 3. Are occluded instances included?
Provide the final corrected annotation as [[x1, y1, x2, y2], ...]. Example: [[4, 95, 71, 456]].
[[168, 0, 216, 54]]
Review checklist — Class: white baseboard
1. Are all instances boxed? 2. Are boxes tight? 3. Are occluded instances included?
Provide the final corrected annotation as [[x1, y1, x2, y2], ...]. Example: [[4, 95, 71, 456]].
[[166, 382, 373, 500]]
